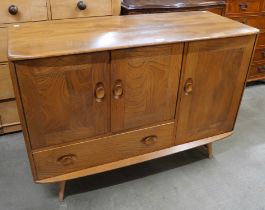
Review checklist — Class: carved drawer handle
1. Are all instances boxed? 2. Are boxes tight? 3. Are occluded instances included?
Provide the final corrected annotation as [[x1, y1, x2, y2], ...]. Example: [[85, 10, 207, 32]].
[[8, 5, 18, 15], [239, 3, 248, 11], [142, 135, 158, 145], [77, 1, 87, 10], [113, 80, 123, 99], [57, 154, 77, 166], [184, 78, 193, 95], [95, 82, 105, 102], [257, 66, 265, 73]]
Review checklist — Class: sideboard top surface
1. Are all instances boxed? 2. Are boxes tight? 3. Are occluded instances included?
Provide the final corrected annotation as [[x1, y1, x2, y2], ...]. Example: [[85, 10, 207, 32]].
[[8, 11, 259, 61], [121, 0, 226, 9]]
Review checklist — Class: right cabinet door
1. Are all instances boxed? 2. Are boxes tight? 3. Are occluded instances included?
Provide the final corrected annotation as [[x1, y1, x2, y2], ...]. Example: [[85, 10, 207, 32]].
[[175, 36, 256, 145]]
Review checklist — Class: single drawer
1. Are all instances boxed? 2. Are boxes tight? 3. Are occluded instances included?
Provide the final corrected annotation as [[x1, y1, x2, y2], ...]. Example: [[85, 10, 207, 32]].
[[0, 28, 7, 62], [226, 0, 261, 14], [50, 0, 112, 20], [33, 122, 174, 179], [0, 101, 20, 134], [253, 48, 265, 62], [246, 15, 265, 30], [0, 64, 14, 100], [248, 63, 265, 77], [0, 0, 48, 24]]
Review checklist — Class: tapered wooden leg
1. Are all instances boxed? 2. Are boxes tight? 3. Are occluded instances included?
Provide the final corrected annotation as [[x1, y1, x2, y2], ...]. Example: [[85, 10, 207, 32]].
[[207, 143, 213, 159], [58, 181, 66, 202]]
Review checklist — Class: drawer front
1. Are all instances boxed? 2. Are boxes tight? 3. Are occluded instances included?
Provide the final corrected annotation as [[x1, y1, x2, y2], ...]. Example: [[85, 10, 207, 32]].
[[0, 0, 48, 24], [246, 15, 265, 30], [50, 0, 112, 20], [0, 64, 14, 100], [0, 101, 20, 134], [0, 28, 7, 62], [226, 0, 261, 14], [248, 63, 265, 77], [33, 122, 174, 179], [253, 48, 265, 62]]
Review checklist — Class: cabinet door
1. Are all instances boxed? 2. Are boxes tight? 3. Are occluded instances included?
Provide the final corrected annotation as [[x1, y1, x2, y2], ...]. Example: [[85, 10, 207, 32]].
[[16, 53, 110, 149], [111, 44, 183, 132], [175, 36, 256, 145]]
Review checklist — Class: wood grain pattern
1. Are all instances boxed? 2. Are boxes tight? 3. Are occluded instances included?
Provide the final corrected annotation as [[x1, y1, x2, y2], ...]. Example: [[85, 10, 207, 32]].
[[15, 52, 111, 149], [0, 27, 7, 62], [33, 122, 174, 179], [0, 100, 20, 135], [0, 0, 48, 24], [36, 131, 232, 183], [8, 11, 259, 61], [111, 44, 183, 132], [50, 0, 112, 20], [175, 35, 256, 145], [0, 64, 14, 100]]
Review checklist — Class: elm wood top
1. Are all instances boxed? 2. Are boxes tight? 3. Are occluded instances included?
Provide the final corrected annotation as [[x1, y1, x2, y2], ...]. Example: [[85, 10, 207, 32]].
[[122, 0, 225, 9], [8, 11, 259, 61]]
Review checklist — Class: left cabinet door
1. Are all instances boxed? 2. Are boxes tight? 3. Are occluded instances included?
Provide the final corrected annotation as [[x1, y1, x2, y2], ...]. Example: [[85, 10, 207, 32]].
[[16, 53, 110, 149]]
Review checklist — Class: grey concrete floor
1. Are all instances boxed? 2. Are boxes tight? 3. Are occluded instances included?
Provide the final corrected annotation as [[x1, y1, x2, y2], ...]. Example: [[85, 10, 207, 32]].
[[0, 82, 265, 210]]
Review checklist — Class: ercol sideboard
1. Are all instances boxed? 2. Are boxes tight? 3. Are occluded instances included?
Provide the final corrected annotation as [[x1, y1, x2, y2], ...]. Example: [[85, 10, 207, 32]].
[[0, 0, 121, 135], [8, 12, 258, 201], [121, 0, 265, 82]]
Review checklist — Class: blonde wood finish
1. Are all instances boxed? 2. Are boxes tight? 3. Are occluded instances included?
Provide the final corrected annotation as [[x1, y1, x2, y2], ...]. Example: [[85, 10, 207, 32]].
[[207, 143, 213, 159], [111, 44, 183, 132], [15, 52, 110, 149], [0, 64, 14, 100], [33, 122, 174, 179], [175, 35, 256, 145], [0, 100, 20, 134], [0, 0, 48, 24], [8, 12, 259, 61], [0, 27, 7, 62], [36, 132, 232, 184], [58, 181, 66, 202], [50, 0, 112, 20]]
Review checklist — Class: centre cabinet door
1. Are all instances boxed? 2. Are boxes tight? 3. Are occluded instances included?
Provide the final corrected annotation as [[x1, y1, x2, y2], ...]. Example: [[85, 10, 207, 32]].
[[175, 35, 256, 145], [111, 44, 183, 132], [15, 52, 110, 149]]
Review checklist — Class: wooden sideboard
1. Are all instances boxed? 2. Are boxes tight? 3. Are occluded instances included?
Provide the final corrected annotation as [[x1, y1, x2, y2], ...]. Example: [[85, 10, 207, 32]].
[[8, 12, 258, 200], [121, 0, 265, 82], [0, 0, 120, 135]]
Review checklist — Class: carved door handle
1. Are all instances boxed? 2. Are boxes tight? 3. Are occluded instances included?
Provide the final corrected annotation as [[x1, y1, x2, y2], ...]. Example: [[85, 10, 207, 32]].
[[184, 78, 193, 95], [95, 82, 105, 102], [142, 135, 158, 145], [113, 80, 123, 99], [57, 154, 77, 166]]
